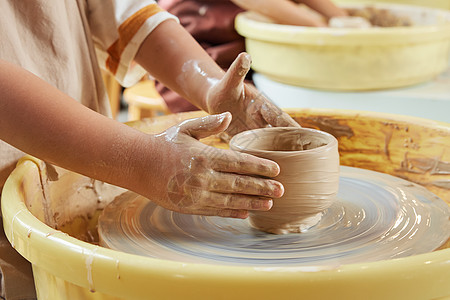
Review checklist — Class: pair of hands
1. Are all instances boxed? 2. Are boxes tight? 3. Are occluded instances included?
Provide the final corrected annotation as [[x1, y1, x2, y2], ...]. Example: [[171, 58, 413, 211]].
[[148, 53, 299, 218]]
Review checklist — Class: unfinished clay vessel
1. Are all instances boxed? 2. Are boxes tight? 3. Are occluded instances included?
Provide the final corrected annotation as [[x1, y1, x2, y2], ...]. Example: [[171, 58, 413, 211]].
[[230, 127, 339, 234]]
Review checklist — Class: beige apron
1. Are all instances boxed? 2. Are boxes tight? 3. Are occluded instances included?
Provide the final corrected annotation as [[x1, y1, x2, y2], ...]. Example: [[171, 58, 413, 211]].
[[0, 0, 109, 191]]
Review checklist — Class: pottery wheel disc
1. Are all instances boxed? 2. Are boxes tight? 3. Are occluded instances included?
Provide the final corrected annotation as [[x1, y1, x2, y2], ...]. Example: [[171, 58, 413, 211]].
[[98, 167, 450, 267]]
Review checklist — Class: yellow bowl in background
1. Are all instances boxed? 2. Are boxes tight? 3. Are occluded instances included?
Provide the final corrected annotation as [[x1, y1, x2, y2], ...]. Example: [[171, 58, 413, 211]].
[[2, 110, 450, 299], [235, 3, 450, 91]]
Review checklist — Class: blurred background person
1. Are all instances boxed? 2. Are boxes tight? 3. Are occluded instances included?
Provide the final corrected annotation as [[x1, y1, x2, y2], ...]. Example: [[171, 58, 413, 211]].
[[156, 0, 346, 113]]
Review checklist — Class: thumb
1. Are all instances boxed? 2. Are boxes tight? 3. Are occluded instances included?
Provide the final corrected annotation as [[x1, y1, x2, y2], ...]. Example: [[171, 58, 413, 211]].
[[180, 112, 232, 140], [221, 52, 251, 90], [260, 101, 301, 128]]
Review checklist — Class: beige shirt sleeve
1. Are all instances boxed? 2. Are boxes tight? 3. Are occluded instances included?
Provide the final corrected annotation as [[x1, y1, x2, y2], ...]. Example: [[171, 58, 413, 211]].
[[87, 0, 179, 87]]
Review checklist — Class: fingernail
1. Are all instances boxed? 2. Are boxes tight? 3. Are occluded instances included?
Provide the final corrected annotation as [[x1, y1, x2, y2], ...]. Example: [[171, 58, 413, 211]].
[[270, 182, 284, 198], [217, 112, 231, 123], [260, 199, 273, 210], [261, 162, 279, 178], [272, 163, 281, 176], [243, 53, 252, 65], [237, 53, 251, 76], [277, 183, 285, 197], [265, 161, 280, 177]]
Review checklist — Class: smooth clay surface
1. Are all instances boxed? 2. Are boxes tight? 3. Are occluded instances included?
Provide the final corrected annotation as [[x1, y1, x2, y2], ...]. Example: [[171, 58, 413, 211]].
[[230, 127, 339, 234]]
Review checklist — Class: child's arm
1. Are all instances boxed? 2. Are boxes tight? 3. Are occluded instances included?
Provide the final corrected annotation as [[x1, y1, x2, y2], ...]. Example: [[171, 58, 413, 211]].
[[231, 0, 347, 27], [135, 19, 299, 141], [0, 59, 281, 218]]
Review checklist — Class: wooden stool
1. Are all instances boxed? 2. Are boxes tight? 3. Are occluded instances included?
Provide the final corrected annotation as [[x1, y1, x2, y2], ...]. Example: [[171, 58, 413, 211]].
[[102, 71, 122, 119], [123, 80, 170, 121]]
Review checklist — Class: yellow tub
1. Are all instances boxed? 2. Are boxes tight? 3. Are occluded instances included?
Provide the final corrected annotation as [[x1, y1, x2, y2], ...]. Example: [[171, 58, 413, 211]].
[[235, 3, 450, 91], [2, 110, 450, 299]]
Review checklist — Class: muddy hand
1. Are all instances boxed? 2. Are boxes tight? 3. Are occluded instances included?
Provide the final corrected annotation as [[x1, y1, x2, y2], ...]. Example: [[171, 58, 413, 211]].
[[150, 112, 284, 218], [206, 53, 300, 141]]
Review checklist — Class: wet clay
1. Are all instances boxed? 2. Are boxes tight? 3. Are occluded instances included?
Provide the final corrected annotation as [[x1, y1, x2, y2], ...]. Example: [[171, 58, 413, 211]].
[[230, 127, 339, 234]]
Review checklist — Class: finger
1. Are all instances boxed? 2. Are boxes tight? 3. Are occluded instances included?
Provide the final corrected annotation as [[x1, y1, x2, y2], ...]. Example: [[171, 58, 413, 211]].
[[209, 149, 280, 178], [217, 209, 249, 219], [185, 186, 273, 211], [202, 171, 283, 198], [177, 186, 274, 211], [179, 112, 232, 140], [260, 101, 300, 128], [204, 191, 273, 211], [178, 207, 249, 219], [221, 52, 252, 90]]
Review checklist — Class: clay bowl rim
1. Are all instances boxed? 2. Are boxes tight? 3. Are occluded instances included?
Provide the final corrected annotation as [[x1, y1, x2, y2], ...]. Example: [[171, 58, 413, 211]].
[[229, 127, 338, 156]]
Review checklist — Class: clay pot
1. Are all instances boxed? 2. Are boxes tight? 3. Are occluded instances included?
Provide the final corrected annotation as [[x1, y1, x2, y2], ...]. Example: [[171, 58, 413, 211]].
[[230, 127, 339, 234]]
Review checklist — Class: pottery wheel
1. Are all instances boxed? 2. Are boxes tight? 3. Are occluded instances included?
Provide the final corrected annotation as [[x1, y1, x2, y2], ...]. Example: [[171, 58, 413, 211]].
[[98, 167, 450, 267]]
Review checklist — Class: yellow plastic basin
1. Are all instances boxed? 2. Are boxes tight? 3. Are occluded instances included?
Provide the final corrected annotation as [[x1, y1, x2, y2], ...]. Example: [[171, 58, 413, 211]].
[[235, 3, 450, 91], [2, 110, 450, 299]]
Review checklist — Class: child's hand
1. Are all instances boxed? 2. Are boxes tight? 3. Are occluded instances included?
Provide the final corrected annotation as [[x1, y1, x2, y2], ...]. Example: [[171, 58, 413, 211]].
[[146, 112, 284, 218], [205, 53, 300, 141]]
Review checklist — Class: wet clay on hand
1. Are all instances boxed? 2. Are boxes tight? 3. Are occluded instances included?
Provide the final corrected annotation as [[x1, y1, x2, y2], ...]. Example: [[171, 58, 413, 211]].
[[230, 127, 339, 234]]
